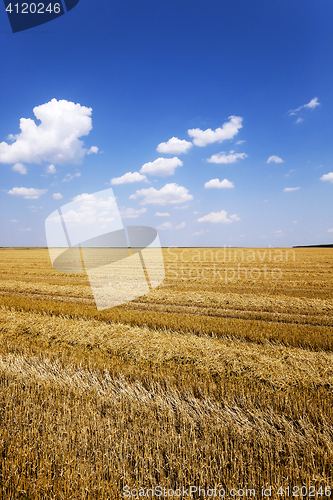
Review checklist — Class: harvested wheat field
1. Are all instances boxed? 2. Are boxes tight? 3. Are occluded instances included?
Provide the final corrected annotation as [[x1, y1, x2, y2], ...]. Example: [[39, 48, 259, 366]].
[[0, 247, 332, 499]]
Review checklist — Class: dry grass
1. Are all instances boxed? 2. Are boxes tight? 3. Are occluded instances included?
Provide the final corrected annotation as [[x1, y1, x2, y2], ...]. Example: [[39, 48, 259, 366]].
[[0, 247, 332, 499]]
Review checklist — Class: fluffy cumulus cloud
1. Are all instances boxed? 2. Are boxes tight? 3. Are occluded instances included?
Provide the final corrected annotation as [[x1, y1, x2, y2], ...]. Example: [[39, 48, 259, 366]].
[[156, 137, 193, 154], [320, 172, 333, 183], [283, 187, 300, 192], [198, 210, 240, 223], [119, 207, 147, 219], [52, 192, 120, 226], [289, 97, 320, 116], [0, 99, 97, 165], [188, 116, 242, 147], [267, 156, 284, 164], [155, 212, 170, 217], [207, 151, 247, 164], [204, 178, 234, 189], [12, 162, 27, 174], [140, 157, 183, 176], [130, 183, 193, 206], [157, 221, 173, 230], [7, 187, 47, 199], [53, 193, 63, 200], [111, 172, 147, 185]]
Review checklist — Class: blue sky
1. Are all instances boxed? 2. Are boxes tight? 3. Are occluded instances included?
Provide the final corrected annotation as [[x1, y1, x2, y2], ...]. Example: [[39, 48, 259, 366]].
[[1, 0, 333, 247]]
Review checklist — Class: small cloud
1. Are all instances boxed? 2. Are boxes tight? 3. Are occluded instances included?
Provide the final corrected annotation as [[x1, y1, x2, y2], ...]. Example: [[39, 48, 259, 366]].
[[267, 156, 284, 164], [111, 171, 147, 185], [87, 146, 98, 154], [157, 221, 172, 230], [295, 117, 304, 124], [10, 219, 18, 223], [130, 183, 193, 206], [53, 193, 63, 200], [204, 178, 234, 189], [192, 229, 207, 236], [320, 172, 333, 183], [7, 187, 47, 199], [288, 97, 320, 116], [193, 211, 199, 215], [27, 205, 43, 212], [235, 140, 246, 145], [304, 97, 320, 110], [176, 222, 186, 229], [12, 162, 27, 175], [198, 210, 240, 224], [155, 212, 170, 217], [156, 137, 192, 154], [284, 169, 296, 177], [207, 151, 247, 164], [119, 207, 147, 219], [140, 157, 183, 176], [174, 205, 189, 210], [62, 172, 81, 182], [283, 187, 300, 192], [328, 228, 333, 233], [45, 164, 56, 174], [19, 228, 32, 231], [293, 220, 297, 224], [188, 116, 243, 147]]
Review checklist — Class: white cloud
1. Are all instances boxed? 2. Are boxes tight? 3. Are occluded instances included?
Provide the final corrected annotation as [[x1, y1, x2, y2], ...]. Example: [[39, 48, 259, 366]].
[[19, 228, 32, 232], [328, 228, 333, 233], [235, 140, 246, 145], [207, 151, 247, 164], [188, 116, 243, 147], [7, 187, 47, 199], [111, 171, 147, 185], [53, 193, 63, 200], [284, 169, 296, 177], [176, 222, 186, 229], [130, 183, 193, 206], [320, 172, 333, 183], [10, 219, 18, 223], [174, 205, 189, 210], [192, 229, 206, 236], [295, 117, 304, 124], [156, 137, 192, 154], [204, 178, 234, 189], [288, 97, 320, 115], [140, 157, 183, 176], [12, 162, 27, 175], [155, 212, 170, 217], [198, 210, 240, 223], [45, 164, 56, 174], [87, 146, 98, 154], [304, 97, 320, 109], [27, 205, 43, 212], [157, 221, 172, 230], [283, 187, 300, 192], [0, 99, 95, 165], [267, 156, 284, 164], [119, 207, 147, 219], [63, 172, 81, 182]]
